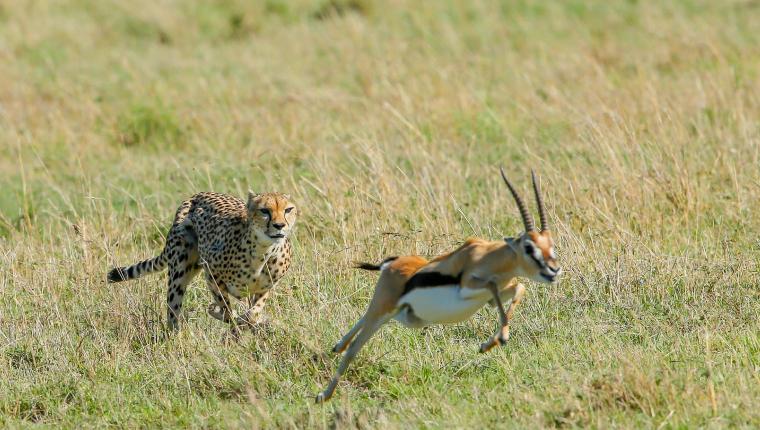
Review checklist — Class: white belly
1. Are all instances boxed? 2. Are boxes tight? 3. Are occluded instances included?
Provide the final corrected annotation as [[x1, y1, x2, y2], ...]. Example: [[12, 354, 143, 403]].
[[395, 285, 492, 325]]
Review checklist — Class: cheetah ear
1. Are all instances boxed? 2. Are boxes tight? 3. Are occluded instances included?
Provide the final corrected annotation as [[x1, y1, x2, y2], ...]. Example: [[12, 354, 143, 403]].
[[246, 190, 259, 213]]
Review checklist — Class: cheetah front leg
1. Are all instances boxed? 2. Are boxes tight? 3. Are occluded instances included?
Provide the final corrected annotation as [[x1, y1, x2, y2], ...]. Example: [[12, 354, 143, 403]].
[[204, 275, 244, 341], [235, 291, 271, 331], [206, 280, 234, 323], [236, 262, 281, 332]]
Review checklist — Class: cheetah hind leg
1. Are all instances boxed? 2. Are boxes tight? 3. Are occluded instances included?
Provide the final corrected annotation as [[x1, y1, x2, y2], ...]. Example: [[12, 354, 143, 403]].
[[165, 236, 200, 331]]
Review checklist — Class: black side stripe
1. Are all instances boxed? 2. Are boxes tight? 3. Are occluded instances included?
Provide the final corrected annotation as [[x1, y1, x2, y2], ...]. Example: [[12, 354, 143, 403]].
[[403, 271, 462, 295]]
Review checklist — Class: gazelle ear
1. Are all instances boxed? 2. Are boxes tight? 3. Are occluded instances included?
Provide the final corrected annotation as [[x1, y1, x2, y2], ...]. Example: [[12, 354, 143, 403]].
[[247, 190, 258, 213]]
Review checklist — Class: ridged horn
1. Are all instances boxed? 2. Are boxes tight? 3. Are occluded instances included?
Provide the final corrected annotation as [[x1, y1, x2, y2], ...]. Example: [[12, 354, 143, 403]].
[[500, 166, 535, 232], [531, 169, 548, 231]]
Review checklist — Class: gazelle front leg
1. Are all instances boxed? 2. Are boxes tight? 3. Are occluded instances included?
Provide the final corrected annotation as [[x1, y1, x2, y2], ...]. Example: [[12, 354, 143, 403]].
[[480, 284, 509, 353], [504, 282, 525, 324], [479, 282, 525, 353]]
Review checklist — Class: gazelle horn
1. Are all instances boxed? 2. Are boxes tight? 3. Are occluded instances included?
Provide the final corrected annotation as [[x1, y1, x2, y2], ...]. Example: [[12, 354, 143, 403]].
[[500, 166, 535, 232], [531, 170, 548, 232]]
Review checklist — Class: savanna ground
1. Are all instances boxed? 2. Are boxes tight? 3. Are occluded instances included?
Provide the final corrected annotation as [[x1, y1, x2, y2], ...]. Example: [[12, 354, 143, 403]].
[[1, 0, 759, 428]]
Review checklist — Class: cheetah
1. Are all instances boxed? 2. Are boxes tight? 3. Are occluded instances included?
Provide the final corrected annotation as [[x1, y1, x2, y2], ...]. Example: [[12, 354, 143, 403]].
[[108, 191, 297, 334]]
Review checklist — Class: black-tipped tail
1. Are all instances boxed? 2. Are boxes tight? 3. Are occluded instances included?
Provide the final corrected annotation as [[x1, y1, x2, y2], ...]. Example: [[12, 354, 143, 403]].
[[354, 262, 382, 271], [354, 256, 398, 271], [107, 267, 129, 283], [106, 254, 168, 283]]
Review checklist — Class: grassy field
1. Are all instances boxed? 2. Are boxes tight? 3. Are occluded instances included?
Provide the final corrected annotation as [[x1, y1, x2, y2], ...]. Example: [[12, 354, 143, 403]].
[[1, 0, 759, 427]]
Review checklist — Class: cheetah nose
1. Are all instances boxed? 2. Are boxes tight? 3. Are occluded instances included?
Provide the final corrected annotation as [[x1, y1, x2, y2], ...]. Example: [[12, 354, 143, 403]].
[[273, 222, 286, 230]]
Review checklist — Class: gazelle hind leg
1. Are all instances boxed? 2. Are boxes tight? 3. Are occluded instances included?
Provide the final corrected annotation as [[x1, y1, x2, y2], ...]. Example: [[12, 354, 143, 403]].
[[332, 316, 366, 354], [316, 313, 392, 403]]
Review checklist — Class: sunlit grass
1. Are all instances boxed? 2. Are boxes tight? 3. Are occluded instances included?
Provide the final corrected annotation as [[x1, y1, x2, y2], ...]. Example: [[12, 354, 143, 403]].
[[1, 0, 758, 427]]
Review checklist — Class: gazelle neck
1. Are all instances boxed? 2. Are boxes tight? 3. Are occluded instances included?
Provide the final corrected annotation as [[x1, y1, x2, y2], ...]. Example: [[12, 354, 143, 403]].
[[486, 238, 524, 285]]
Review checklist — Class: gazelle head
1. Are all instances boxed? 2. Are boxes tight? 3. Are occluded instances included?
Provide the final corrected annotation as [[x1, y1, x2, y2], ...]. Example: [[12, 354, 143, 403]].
[[500, 167, 561, 284]]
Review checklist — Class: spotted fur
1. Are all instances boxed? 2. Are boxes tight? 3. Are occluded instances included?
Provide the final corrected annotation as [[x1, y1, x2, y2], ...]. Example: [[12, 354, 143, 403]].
[[108, 191, 297, 332]]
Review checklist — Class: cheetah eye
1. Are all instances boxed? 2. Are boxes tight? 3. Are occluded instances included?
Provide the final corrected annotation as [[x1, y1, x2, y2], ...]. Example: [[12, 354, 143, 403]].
[[285, 207, 294, 214], [259, 209, 270, 217]]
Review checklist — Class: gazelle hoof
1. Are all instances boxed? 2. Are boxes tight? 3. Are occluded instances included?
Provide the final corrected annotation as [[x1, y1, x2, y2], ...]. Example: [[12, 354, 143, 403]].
[[479, 332, 510, 353], [498, 326, 511, 343], [315, 392, 330, 403], [479, 341, 494, 353]]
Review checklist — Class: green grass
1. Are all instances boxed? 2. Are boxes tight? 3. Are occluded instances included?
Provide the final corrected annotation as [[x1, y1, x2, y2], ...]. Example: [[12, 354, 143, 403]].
[[1, 0, 759, 427]]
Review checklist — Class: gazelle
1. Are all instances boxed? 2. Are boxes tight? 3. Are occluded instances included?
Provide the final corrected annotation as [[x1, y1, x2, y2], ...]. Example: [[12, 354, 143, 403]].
[[316, 168, 561, 403]]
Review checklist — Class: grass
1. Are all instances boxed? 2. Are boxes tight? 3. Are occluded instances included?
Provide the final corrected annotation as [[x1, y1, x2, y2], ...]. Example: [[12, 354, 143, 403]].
[[1, 0, 758, 427]]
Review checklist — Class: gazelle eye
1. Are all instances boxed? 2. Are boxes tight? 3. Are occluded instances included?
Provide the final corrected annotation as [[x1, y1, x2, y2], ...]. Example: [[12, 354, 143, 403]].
[[525, 243, 543, 267], [259, 209, 270, 216], [285, 207, 294, 214]]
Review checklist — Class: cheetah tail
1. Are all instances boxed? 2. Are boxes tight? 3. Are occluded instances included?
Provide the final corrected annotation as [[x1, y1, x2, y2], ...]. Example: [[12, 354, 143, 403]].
[[107, 254, 168, 283], [353, 256, 398, 271]]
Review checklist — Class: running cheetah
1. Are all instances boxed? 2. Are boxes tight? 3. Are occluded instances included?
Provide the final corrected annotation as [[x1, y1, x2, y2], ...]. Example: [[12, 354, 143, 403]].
[[108, 191, 297, 333]]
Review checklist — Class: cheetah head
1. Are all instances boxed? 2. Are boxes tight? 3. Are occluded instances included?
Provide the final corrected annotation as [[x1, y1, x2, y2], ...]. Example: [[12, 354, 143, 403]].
[[246, 191, 297, 244]]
